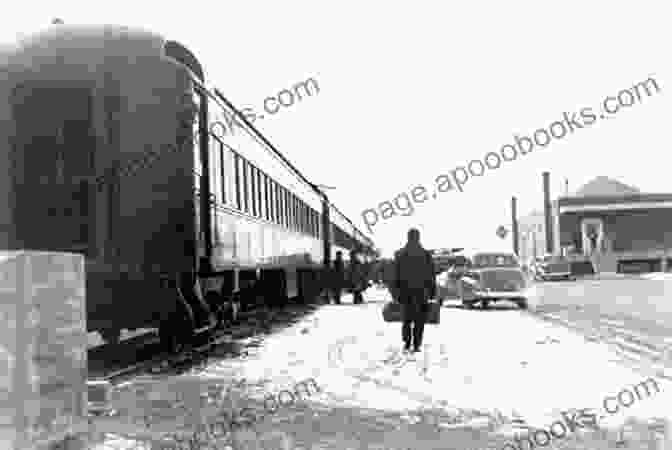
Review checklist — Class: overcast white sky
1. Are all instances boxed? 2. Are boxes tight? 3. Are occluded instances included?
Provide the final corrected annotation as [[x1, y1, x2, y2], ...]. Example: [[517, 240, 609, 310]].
[[4, 1, 669, 258]]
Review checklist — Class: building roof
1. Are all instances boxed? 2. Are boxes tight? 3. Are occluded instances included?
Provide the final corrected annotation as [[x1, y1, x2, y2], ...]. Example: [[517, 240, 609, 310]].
[[558, 176, 672, 209], [573, 176, 640, 197]]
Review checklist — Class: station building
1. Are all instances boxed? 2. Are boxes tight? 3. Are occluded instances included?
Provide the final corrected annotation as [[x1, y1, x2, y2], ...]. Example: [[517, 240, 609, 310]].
[[519, 176, 672, 274]]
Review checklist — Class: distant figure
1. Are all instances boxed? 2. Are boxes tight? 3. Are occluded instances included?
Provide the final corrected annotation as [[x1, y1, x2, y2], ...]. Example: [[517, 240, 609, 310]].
[[393, 228, 436, 353], [331, 251, 345, 304], [349, 250, 367, 304]]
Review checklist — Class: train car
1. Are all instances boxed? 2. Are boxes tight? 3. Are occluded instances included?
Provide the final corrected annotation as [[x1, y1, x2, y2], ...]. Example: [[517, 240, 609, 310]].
[[326, 203, 375, 264], [0, 23, 376, 346]]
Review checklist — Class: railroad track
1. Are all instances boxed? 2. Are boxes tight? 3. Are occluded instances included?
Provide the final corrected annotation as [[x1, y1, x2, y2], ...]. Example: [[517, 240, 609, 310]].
[[87, 303, 320, 383]]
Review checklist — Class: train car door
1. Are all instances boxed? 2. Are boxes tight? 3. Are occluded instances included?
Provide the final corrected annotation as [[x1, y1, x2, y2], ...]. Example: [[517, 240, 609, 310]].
[[11, 83, 95, 254]]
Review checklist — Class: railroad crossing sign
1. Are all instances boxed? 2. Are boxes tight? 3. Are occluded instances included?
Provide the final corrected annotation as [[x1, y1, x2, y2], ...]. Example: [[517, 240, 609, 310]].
[[496, 225, 508, 239]]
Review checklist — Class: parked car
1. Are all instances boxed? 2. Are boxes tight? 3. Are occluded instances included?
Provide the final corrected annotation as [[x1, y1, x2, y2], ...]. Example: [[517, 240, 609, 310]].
[[457, 252, 528, 309], [436, 259, 472, 304], [534, 255, 574, 281]]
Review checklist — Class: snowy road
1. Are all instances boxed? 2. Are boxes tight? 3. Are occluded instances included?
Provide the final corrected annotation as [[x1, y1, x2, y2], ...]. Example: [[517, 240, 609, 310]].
[[78, 280, 671, 450]]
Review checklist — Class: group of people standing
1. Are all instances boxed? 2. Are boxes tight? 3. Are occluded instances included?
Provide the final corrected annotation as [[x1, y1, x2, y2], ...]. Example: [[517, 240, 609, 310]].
[[325, 228, 437, 354], [326, 249, 370, 305]]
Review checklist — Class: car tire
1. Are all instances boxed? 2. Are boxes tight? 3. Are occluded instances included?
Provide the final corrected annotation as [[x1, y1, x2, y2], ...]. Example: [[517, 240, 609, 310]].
[[462, 299, 475, 309], [516, 299, 528, 310], [481, 300, 490, 310]]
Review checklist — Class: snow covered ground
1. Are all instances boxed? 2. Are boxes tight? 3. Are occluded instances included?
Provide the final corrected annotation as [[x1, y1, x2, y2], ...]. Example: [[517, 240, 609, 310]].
[[71, 285, 672, 450]]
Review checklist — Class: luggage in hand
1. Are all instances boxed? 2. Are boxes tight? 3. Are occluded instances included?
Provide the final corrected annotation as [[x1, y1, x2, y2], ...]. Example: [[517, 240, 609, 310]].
[[382, 300, 440, 324]]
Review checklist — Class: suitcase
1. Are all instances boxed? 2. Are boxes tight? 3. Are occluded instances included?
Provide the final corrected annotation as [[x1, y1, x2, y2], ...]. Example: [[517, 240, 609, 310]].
[[382, 301, 440, 324]]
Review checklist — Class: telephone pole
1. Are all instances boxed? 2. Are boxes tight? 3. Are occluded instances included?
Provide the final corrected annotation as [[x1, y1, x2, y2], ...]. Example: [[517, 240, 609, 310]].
[[511, 197, 519, 256], [543, 172, 554, 255]]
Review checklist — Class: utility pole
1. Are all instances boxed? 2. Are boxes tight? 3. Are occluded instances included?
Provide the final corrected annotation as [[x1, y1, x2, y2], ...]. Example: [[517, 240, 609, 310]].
[[511, 197, 519, 256], [543, 172, 554, 255]]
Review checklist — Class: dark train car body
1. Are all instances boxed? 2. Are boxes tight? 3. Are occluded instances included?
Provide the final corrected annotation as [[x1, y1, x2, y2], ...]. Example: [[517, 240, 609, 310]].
[[0, 24, 375, 344]]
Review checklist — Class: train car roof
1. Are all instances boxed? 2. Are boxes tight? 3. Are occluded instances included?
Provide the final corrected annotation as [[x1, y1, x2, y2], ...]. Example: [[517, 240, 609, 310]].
[[2, 24, 161, 55], [0, 24, 204, 80]]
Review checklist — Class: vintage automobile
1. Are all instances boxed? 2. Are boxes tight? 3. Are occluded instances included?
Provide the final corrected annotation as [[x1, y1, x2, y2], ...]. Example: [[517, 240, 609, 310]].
[[457, 252, 528, 309], [435, 258, 471, 304], [534, 255, 574, 281]]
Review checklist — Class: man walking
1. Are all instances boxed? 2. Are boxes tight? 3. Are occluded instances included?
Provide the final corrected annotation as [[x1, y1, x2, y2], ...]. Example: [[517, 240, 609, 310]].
[[331, 251, 345, 304], [394, 228, 436, 353]]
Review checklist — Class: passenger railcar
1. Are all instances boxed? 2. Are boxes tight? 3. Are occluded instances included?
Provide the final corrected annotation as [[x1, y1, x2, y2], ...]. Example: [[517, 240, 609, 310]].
[[0, 24, 375, 345]]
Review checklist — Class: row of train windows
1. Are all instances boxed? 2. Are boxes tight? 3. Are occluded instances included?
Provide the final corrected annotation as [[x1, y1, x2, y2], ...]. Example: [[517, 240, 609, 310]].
[[196, 134, 321, 238]]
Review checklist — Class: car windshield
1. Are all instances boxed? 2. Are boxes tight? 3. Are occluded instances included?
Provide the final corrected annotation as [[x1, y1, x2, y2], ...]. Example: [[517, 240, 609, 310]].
[[472, 254, 517, 267], [481, 269, 525, 286]]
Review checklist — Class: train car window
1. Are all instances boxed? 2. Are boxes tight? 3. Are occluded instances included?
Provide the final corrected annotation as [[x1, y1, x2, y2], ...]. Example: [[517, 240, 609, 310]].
[[249, 165, 257, 217], [276, 185, 283, 226], [265, 176, 271, 221], [288, 190, 293, 229], [264, 175, 271, 221], [298, 197, 302, 232], [242, 159, 249, 213], [219, 142, 226, 204], [262, 173, 269, 221], [301, 202, 307, 233], [317, 211, 321, 238], [267, 177, 275, 222], [281, 188, 287, 228], [257, 170, 264, 219], [275, 184, 281, 225], [250, 163, 257, 216], [300, 201, 305, 233], [300, 200, 304, 233], [234, 153, 241, 210], [283, 189, 289, 229], [310, 209, 314, 236], [210, 134, 223, 205], [285, 188, 290, 228], [308, 209, 313, 236], [255, 168, 261, 217], [296, 197, 300, 232], [297, 197, 302, 232], [221, 145, 234, 206], [276, 185, 281, 226], [272, 180, 277, 223], [286, 190, 292, 230], [219, 143, 230, 205], [296, 200, 300, 232]]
